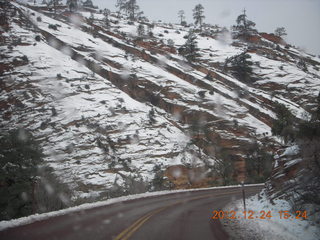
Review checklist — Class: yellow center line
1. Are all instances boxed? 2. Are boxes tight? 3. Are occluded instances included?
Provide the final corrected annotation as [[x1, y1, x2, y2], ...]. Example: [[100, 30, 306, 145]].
[[114, 189, 253, 240], [114, 206, 169, 240], [120, 207, 168, 240]]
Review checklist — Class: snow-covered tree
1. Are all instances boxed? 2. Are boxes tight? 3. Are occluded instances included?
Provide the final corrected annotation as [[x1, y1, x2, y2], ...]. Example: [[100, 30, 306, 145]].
[[90, 12, 94, 20], [274, 27, 287, 38], [178, 10, 185, 25], [147, 23, 154, 37], [193, 4, 205, 28], [225, 51, 253, 82], [66, 0, 78, 12], [103, 8, 111, 28], [47, 0, 62, 15], [82, 0, 94, 8], [125, 0, 143, 21], [178, 30, 200, 62], [0, 129, 43, 220], [137, 23, 145, 37], [115, 0, 126, 16], [233, 9, 256, 38], [103, 8, 111, 17], [167, 39, 174, 47]]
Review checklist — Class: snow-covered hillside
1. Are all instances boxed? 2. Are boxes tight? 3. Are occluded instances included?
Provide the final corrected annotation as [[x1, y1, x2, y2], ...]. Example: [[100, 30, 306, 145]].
[[1, 0, 320, 206]]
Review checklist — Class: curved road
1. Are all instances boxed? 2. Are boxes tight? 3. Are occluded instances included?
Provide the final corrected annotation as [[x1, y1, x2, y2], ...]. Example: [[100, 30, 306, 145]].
[[0, 185, 263, 240]]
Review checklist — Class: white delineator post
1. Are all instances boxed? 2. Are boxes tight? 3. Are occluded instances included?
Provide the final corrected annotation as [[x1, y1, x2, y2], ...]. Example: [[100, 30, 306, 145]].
[[241, 181, 246, 212]]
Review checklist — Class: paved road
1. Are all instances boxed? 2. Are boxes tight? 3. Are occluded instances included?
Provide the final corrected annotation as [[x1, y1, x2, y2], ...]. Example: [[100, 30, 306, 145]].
[[0, 185, 263, 240]]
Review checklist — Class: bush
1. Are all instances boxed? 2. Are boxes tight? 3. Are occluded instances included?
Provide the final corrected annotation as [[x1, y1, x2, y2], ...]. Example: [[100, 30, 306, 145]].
[[36, 16, 42, 22], [225, 51, 253, 82], [167, 39, 174, 46], [181, 21, 187, 27], [198, 90, 206, 98], [297, 59, 308, 72], [48, 24, 58, 31], [22, 55, 29, 62], [35, 35, 41, 42], [205, 73, 213, 80]]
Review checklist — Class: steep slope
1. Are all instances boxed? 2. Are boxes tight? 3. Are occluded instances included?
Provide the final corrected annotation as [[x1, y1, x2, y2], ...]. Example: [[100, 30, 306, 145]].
[[1, 1, 320, 206], [1, 2, 216, 201]]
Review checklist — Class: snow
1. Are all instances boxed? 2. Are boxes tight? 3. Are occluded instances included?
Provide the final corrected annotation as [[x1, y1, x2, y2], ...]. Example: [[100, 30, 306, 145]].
[[0, 184, 264, 231], [1, 7, 219, 199], [2, 1, 319, 221], [281, 145, 300, 157], [223, 189, 319, 240]]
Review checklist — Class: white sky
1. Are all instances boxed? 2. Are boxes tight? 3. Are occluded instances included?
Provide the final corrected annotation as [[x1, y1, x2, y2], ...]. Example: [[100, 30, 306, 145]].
[[92, 0, 320, 56]]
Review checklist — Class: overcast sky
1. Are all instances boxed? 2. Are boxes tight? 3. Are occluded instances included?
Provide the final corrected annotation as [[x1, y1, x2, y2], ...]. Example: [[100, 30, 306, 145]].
[[91, 0, 320, 56]]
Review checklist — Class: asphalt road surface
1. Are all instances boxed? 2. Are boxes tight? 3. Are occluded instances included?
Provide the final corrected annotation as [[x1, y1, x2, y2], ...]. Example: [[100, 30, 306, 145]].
[[0, 185, 263, 240]]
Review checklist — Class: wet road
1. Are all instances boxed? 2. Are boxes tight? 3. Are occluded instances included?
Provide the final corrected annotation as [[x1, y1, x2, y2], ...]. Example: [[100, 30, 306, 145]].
[[0, 185, 263, 240]]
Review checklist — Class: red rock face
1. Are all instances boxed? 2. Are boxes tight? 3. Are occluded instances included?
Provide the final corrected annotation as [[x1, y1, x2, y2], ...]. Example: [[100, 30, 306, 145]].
[[260, 32, 283, 44], [247, 35, 261, 44], [164, 165, 219, 189]]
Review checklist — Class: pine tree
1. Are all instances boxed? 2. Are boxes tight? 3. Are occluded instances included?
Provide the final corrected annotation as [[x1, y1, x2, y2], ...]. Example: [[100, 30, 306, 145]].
[[137, 23, 145, 37], [115, 0, 126, 16], [178, 30, 200, 62], [225, 51, 253, 82], [271, 103, 295, 143], [148, 108, 156, 124], [88, 12, 94, 24], [103, 8, 111, 28], [193, 4, 205, 28], [233, 9, 256, 38], [82, 0, 94, 8], [0, 129, 43, 220], [178, 10, 185, 25], [314, 91, 320, 121], [125, 0, 143, 21], [274, 27, 287, 37], [66, 0, 78, 12], [47, 0, 62, 15], [297, 91, 320, 139]]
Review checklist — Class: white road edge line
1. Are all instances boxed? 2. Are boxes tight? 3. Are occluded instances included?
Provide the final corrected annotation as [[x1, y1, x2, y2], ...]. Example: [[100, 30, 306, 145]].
[[0, 183, 264, 231]]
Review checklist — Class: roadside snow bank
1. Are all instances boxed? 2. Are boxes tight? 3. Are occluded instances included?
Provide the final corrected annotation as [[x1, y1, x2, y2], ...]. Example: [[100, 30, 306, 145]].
[[223, 189, 319, 240], [0, 184, 263, 231]]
